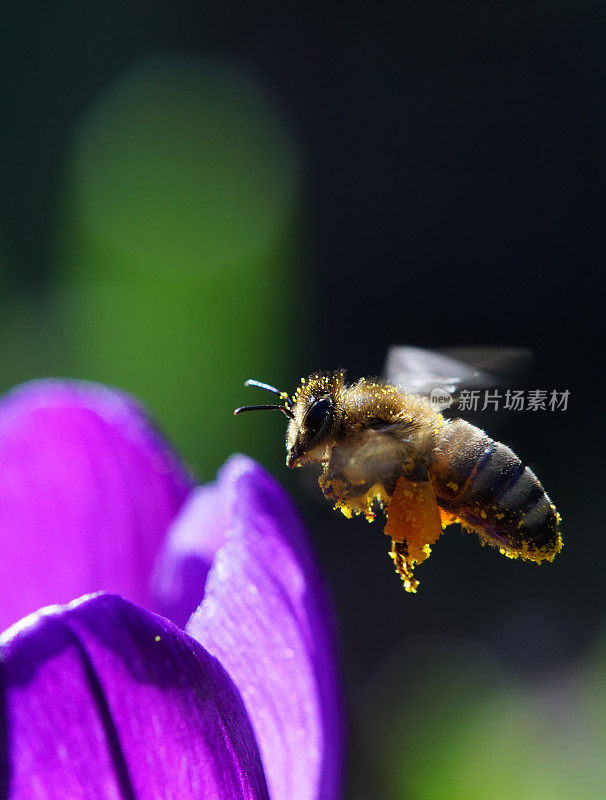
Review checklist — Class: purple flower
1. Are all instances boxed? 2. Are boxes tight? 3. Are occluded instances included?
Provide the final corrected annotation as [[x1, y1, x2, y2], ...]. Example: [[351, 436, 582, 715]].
[[0, 380, 343, 799]]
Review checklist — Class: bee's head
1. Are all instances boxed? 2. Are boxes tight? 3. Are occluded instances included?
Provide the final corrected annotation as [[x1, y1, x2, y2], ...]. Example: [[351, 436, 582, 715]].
[[286, 371, 345, 468], [234, 371, 345, 468]]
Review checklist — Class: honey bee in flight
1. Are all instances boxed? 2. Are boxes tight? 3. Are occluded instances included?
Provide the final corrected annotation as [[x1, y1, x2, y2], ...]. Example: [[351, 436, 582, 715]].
[[234, 347, 563, 592]]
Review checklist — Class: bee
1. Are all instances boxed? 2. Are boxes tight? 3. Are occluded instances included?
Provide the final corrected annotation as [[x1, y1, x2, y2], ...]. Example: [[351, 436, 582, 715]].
[[234, 347, 563, 592]]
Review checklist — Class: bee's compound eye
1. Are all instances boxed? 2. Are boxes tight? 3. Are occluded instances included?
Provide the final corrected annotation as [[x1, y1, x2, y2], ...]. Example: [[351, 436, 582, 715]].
[[305, 397, 331, 433]]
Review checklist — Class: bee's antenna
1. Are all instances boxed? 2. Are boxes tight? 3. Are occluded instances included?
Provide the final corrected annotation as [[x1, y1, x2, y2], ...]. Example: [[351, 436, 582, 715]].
[[234, 404, 294, 420], [244, 378, 293, 408], [244, 379, 282, 395]]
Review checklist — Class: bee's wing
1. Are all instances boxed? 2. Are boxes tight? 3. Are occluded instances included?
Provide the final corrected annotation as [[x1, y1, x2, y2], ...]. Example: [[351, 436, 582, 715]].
[[385, 346, 532, 393], [384, 346, 478, 395], [435, 346, 534, 383], [384, 345, 533, 422]]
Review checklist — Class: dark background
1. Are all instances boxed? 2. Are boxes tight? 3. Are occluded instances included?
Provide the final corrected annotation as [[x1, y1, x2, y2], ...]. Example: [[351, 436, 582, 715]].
[[1, 3, 603, 797]]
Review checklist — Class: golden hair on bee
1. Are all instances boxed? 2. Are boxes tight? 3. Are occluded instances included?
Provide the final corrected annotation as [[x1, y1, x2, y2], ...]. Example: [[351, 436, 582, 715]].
[[235, 361, 563, 593]]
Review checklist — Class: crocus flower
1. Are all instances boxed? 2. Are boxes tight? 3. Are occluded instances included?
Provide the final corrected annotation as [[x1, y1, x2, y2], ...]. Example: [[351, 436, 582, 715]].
[[0, 380, 343, 799]]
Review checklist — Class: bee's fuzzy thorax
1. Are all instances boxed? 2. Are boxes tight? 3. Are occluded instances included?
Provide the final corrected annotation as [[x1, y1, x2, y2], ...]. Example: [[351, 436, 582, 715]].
[[341, 378, 441, 431]]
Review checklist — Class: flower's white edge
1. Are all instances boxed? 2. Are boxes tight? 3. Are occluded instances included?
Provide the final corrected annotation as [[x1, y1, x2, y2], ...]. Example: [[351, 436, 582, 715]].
[[0, 592, 105, 644]]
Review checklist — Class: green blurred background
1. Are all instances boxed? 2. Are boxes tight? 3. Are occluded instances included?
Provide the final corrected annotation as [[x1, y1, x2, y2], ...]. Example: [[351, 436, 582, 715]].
[[1, 2, 603, 798]]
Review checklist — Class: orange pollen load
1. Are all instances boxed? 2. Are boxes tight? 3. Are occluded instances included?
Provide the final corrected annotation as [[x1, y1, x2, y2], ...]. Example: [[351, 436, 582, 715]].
[[384, 476, 444, 592]]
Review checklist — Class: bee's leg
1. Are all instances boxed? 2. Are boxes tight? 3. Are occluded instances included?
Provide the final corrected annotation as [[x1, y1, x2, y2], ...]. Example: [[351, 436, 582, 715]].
[[381, 464, 429, 498], [319, 446, 373, 500], [385, 476, 444, 593], [380, 456, 431, 496], [407, 462, 430, 482], [389, 539, 419, 593]]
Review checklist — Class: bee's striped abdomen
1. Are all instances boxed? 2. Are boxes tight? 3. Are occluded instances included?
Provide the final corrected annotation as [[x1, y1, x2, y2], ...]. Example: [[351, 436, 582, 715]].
[[432, 419, 562, 561]]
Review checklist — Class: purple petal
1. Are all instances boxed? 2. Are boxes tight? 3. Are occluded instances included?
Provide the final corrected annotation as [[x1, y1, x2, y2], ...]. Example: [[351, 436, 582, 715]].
[[186, 455, 344, 800], [151, 482, 230, 629], [0, 380, 193, 632], [0, 592, 269, 800]]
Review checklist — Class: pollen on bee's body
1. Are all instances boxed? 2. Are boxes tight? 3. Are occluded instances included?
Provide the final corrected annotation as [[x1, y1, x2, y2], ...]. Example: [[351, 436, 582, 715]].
[[336, 502, 353, 519]]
